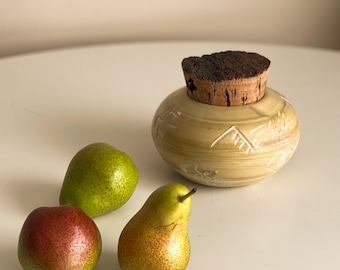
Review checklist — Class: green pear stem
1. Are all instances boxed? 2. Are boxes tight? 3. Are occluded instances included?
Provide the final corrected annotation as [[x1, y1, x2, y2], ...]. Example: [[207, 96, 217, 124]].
[[179, 188, 197, 203]]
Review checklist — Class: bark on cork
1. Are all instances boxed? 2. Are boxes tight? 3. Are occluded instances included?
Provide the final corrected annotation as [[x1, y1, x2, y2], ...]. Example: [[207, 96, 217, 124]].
[[182, 51, 271, 106]]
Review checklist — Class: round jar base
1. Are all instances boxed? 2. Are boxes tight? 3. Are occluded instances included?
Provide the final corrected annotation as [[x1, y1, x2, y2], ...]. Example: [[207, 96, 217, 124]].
[[152, 87, 300, 187]]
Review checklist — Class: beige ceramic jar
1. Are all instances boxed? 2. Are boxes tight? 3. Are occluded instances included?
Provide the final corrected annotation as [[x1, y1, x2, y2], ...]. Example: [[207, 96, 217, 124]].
[[151, 51, 300, 187]]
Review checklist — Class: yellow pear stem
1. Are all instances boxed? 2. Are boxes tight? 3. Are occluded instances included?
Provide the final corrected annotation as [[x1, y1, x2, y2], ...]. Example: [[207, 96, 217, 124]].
[[179, 188, 197, 203]]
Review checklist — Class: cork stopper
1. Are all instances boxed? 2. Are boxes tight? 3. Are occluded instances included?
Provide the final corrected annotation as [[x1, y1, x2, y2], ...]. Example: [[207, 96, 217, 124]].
[[182, 51, 271, 106]]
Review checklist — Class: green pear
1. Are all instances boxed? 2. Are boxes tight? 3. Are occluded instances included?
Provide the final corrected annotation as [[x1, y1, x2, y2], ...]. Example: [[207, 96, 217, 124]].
[[59, 142, 138, 217], [18, 205, 101, 270], [118, 183, 196, 270]]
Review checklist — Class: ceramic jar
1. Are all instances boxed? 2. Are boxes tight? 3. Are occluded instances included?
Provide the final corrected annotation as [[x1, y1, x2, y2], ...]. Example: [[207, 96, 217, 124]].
[[151, 51, 300, 187]]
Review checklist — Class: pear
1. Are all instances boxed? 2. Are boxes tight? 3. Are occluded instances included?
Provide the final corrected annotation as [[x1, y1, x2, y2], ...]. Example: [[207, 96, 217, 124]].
[[59, 142, 138, 217], [118, 183, 196, 270], [18, 205, 102, 270]]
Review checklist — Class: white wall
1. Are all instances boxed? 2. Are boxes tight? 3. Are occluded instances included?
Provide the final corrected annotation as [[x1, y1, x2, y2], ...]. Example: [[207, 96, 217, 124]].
[[0, 0, 339, 56]]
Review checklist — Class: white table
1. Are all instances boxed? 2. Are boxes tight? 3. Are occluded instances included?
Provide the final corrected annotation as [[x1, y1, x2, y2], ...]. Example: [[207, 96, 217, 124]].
[[1, 42, 339, 269]]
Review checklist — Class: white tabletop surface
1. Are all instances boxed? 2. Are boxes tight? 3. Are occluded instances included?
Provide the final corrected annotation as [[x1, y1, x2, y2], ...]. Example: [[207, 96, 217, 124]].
[[1, 41, 339, 269]]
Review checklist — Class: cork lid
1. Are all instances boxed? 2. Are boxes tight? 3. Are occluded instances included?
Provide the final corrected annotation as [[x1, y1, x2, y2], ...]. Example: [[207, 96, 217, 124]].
[[182, 51, 271, 106]]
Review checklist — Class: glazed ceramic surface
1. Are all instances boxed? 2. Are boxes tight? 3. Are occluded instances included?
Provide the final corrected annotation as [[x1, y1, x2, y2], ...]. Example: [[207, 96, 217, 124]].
[[152, 87, 300, 187]]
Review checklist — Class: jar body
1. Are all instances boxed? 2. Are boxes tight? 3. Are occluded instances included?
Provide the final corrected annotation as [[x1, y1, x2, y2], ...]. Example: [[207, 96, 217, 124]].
[[151, 87, 300, 187]]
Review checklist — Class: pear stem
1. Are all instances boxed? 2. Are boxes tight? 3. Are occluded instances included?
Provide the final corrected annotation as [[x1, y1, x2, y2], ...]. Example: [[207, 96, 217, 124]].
[[179, 188, 197, 203]]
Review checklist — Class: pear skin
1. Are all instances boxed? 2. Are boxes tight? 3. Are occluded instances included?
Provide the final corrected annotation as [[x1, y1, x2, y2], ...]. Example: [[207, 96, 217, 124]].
[[59, 142, 138, 218], [118, 183, 196, 270], [18, 205, 102, 270]]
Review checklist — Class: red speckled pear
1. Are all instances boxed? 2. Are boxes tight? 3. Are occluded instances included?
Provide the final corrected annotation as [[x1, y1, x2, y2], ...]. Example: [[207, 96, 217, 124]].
[[18, 205, 101, 269]]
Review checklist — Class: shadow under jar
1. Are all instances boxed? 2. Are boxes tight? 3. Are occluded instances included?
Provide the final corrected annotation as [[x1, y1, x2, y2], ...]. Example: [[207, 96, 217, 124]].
[[152, 51, 300, 187]]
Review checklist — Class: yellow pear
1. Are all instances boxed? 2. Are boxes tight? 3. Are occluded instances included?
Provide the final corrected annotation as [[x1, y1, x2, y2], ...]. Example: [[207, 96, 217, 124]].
[[118, 183, 196, 270]]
